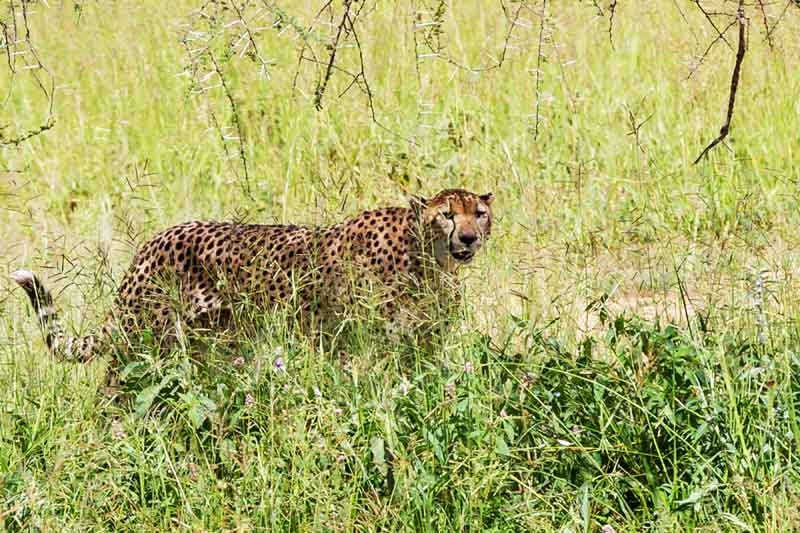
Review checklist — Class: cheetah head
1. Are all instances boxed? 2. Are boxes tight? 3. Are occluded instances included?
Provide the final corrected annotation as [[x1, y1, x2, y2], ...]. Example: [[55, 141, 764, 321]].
[[411, 189, 495, 270]]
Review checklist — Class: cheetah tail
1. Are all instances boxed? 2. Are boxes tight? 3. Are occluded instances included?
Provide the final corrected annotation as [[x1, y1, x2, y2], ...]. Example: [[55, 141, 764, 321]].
[[10, 269, 96, 361]]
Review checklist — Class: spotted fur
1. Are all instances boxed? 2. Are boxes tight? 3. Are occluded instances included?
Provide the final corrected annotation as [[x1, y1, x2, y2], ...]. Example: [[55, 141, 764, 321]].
[[12, 188, 494, 361]]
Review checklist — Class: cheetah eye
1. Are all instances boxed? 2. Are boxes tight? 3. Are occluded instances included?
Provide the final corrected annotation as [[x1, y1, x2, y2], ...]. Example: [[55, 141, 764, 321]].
[[442, 211, 455, 221], [476, 209, 488, 218]]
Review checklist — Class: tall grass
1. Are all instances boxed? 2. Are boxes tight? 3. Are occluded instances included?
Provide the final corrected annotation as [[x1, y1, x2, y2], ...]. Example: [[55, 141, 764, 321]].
[[2, 1, 799, 529]]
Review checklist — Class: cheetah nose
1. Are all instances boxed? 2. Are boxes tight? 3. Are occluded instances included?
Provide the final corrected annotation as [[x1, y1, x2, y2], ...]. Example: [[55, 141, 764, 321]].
[[459, 232, 477, 246]]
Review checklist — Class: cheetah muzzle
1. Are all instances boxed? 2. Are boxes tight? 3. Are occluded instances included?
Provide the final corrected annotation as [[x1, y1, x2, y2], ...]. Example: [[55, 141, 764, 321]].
[[12, 188, 495, 363]]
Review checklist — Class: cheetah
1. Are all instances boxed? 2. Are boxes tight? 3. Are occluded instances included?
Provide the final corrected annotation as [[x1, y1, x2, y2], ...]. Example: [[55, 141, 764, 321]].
[[12, 188, 494, 362]]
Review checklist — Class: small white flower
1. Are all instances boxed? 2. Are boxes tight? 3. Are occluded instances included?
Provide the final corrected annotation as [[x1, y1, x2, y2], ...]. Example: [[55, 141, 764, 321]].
[[334, 408, 343, 416], [520, 372, 535, 396], [445, 381, 456, 399], [399, 380, 410, 395], [556, 439, 573, 447], [245, 393, 255, 408], [463, 361, 473, 373], [111, 419, 126, 440], [274, 356, 285, 373], [233, 356, 245, 367], [601, 525, 616, 533], [499, 409, 508, 418], [313, 386, 322, 399]]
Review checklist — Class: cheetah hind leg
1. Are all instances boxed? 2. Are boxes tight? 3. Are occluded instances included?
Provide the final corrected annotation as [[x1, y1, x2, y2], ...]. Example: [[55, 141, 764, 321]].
[[100, 301, 193, 397]]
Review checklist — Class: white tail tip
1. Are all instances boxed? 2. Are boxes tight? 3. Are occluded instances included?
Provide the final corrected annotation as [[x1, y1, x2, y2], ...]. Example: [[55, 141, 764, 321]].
[[10, 269, 36, 285]]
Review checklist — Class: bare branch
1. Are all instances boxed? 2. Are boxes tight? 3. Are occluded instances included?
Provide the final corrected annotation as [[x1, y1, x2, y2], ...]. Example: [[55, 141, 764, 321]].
[[756, 0, 774, 48], [0, 117, 55, 146], [307, 0, 414, 143], [0, 0, 56, 146], [765, 0, 795, 45], [313, 0, 354, 111], [693, 1, 747, 165], [693, 0, 735, 51], [344, 4, 415, 144], [532, 0, 547, 139], [209, 51, 252, 199], [608, 0, 618, 49], [414, 0, 526, 74], [229, 0, 274, 80], [686, 18, 737, 80]]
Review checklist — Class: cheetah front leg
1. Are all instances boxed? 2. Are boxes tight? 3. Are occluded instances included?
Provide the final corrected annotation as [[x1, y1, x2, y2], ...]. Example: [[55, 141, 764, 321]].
[[383, 284, 463, 348]]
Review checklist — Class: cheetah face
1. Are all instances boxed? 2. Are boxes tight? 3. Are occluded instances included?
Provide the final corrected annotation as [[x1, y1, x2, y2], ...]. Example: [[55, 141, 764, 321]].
[[414, 189, 495, 269]]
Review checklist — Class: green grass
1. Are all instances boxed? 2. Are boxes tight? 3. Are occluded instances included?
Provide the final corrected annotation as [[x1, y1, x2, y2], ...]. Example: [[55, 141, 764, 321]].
[[2, 1, 800, 530]]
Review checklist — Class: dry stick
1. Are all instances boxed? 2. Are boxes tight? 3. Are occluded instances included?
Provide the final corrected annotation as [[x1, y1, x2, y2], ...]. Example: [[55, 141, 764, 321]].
[[314, 0, 354, 111], [493, 1, 526, 70], [1, 0, 55, 145], [608, 0, 618, 49], [756, 0, 774, 48], [290, 1, 328, 94], [18, 0, 54, 113], [532, 0, 547, 139], [344, 7, 415, 145], [670, 0, 697, 45], [0, 20, 14, 72], [229, 0, 272, 79], [693, 0, 735, 51], [411, 5, 423, 90], [435, 1, 525, 73], [693, 3, 747, 165], [411, 0, 526, 74], [0, 117, 55, 146], [766, 0, 796, 46], [311, 0, 413, 144], [687, 18, 737, 80], [209, 52, 252, 199]]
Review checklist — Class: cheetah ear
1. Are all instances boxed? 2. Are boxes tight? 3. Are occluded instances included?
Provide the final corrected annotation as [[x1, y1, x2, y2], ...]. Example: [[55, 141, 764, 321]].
[[479, 192, 495, 205], [409, 195, 428, 219]]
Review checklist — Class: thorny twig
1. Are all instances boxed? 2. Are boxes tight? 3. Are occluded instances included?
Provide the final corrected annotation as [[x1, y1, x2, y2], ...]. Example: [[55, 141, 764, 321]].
[[624, 98, 654, 157], [693, 1, 747, 165], [180, 0, 267, 198], [312, 0, 413, 142], [756, 0, 773, 48], [414, 0, 526, 73], [608, 0, 618, 49], [209, 52, 252, 199], [671, 0, 700, 45], [0, 118, 54, 146], [687, 17, 737, 79], [532, 0, 547, 139], [0, 0, 55, 146], [313, 0, 354, 110], [692, 0, 735, 51], [229, 0, 274, 80], [290, 1, 328, 94], [765, 0, 796, 45]]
